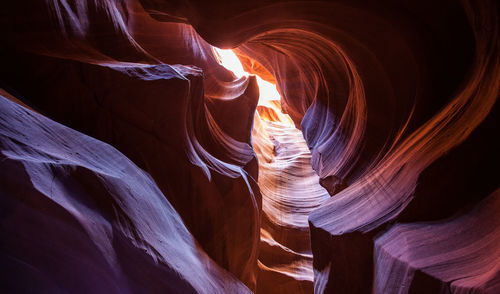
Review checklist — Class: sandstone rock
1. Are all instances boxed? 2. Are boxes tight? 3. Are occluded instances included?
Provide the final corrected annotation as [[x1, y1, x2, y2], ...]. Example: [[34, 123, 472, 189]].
[[1, 0, 499, 293], [0, 94, 251, 294], [374, 188, 500, 294]]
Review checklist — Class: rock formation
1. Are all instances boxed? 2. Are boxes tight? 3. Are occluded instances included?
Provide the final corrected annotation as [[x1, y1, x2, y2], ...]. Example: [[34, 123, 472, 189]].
[[253, 102, 329, 293], [0, 0, 498, 293], [0, 94, 252, 294]]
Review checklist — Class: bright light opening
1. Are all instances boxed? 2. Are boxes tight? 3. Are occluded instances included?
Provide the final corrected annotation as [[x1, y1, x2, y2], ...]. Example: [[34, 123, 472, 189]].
[[213, 48, 248, 79], [213, 48, 281, 108]]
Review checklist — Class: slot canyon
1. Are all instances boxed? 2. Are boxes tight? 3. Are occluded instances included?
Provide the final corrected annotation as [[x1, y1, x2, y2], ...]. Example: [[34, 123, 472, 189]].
[[0, 0, 499, 293]]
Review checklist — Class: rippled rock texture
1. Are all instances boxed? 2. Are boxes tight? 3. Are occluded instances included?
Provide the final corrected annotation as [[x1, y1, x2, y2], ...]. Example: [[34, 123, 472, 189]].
[[253, 102, 330, 293], [1, 0, 499, 293], [0, 94, 252, 294]]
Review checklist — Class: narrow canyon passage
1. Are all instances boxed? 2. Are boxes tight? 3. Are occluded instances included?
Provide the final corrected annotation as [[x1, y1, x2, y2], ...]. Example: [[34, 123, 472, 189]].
[[215, 48, 331, 292], [1, 1, 499, 293], [253, 103, 330, 293]]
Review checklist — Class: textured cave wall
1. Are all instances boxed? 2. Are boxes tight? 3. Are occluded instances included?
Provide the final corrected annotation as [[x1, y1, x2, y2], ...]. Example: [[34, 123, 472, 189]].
[[0, 52, 262, 290], [0, 93, 253, 294], [1, 0, 499, 293]]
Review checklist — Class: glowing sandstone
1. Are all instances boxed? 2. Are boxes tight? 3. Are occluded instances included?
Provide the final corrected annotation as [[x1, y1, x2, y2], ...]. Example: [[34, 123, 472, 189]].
[[216, 48, 330, 293], [1, 0, 499, 293]]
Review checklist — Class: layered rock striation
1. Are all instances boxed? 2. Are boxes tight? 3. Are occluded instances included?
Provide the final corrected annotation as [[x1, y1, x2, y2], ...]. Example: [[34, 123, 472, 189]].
[[1, 0, 499, 293], [0, 94, 252, 293]]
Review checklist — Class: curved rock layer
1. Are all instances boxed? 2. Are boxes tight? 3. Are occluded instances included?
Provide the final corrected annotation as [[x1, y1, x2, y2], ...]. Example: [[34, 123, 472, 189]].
[[253, 102, 330, 293], [374, 188, 500, 294], [0, 94, 251, 294], [1, 0, 499, 293], [0, 53, 262, 290]]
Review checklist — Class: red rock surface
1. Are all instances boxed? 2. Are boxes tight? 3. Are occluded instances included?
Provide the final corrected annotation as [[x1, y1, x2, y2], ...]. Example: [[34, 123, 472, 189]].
[[1, 0, 499, 293], [253, 103, 329, 293]]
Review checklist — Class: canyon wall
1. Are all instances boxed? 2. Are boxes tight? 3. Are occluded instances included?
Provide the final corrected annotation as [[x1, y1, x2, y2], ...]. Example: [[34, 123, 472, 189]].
[[1, 0, 499, 293]]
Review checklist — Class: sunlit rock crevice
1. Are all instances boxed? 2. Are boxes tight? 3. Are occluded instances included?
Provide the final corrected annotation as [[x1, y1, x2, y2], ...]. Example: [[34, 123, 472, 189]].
[[1, 0, 499, 293]]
